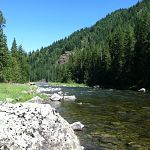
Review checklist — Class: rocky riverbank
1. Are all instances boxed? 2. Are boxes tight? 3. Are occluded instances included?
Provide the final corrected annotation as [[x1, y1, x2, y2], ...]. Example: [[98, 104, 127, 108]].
[[36, 86, 77, 102], [0, 102, 83, 150], [0, 84, 84, 150]]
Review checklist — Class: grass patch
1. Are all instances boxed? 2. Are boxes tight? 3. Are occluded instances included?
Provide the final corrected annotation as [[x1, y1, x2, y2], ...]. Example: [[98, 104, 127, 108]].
[[0, 83, 46, 103], [48, 82, 87, 87]]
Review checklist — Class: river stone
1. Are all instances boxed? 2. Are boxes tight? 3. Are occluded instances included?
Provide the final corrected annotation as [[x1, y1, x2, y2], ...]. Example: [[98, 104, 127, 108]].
[[71, 122, 84, 131], [50, 93, 63, 101], [0, 103, 83, 150], [138, 88, 146, 92]]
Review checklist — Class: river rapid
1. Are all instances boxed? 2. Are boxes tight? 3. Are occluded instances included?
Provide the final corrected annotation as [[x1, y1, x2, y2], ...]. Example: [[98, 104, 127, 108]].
[[39, 83, 150, 150]]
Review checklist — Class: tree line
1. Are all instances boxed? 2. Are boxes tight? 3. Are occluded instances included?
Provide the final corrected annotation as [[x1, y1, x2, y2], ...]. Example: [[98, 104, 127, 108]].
[[29, 0, 150, 89], [0, 0, 150, 89], [0, 11, 29, 83]]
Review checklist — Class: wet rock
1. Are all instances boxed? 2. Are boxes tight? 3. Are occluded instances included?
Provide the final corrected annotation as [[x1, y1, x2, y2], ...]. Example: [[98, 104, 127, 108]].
[[49, 101, 61, 109], [108, 89, 114, 91], [50, 93, 63, 101], [0, 103, 83, 150], [93, 85, 100, 89], [71, 122, 84, 131], [64, 95, 76, 101], [58, 91, 63, 96], [138, 88, 146, 92], [78, 102, 83, 105]]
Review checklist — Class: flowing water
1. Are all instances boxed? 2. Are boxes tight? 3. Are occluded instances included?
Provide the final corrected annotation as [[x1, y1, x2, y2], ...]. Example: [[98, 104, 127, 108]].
[[41, 84, 150, 150]]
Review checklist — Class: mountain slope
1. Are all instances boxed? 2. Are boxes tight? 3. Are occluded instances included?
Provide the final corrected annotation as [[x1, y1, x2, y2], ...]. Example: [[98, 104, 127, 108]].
[[29, 0, 150, 89]]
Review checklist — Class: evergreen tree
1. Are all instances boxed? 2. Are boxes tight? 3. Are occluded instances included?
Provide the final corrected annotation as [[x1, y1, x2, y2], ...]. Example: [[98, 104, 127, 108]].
[[0, 11, 5, 29], [0, 30, 9, 82], [0, 11, 9, 82], [11, 38, 18, 58]]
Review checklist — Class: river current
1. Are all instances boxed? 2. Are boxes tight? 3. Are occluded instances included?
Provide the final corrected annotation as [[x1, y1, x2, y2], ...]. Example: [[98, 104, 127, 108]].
[[40, 84, 150, 150]]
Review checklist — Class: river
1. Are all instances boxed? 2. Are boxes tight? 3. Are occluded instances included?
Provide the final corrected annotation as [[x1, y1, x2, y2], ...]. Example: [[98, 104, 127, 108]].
[[40, 84, 150, 150]]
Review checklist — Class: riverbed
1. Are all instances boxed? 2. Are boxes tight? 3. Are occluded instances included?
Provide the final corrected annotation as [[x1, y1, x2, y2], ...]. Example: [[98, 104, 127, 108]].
[[40, 84, 150, 149]]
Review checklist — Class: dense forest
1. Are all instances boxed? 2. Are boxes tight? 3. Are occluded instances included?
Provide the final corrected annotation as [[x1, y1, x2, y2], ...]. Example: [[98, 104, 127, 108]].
[[0, 0, 150, 89], [0, 11, 29, 83], [29, 0, 150, 89]]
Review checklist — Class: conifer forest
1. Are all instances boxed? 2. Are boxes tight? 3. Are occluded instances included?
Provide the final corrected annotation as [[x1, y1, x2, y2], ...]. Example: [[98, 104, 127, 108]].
[[0, 0, 150, 89]]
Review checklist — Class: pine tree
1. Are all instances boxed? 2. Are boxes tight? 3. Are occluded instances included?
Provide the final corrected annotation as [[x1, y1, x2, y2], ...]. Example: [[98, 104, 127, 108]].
[[11, 38, 18, 58], [0, 30, 9, 82], [0, 11, 5, 29], [0, 11, 9, 82]]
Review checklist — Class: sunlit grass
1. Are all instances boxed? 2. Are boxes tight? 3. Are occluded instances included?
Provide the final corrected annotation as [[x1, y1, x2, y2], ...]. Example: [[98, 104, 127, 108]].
[[0, 83, 46, 103]]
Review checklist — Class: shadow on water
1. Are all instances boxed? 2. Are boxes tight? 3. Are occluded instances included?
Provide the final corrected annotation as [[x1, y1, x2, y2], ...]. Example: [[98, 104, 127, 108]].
[[41, 84, 150, 150]]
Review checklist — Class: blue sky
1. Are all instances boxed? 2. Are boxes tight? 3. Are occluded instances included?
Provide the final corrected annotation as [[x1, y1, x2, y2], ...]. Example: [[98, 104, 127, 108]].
[[0, 0, 139, 52]]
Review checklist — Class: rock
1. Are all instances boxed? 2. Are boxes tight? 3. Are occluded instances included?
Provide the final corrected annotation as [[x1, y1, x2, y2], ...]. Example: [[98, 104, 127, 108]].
[[29, 82, 36, 85], [63, 95, 76, 101], [93, 85, 100, 89], [49, 101, 61, 109], [58, 91, 63, 96], [108, 89, 114, 91], [0, 103, 83, 150], [78, 102, 83, 105], [26, 96, 43, 104], [138, 88, 146, 92], [71, 122, 84, 131], [50, 93, 63, 101], [57, 51, 72, 64]]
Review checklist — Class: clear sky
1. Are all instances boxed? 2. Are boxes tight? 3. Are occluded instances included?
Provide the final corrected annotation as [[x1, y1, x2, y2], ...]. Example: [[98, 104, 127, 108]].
[[0, 0, 139, 52]]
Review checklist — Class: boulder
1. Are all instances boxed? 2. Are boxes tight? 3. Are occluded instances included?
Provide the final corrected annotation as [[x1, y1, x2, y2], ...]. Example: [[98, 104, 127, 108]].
[[138, 88, 146, 92], [0, 103, 83, 150], [63, 95, 76, 101], [71, 122, 84, 131], [50, 93, 63, 101]]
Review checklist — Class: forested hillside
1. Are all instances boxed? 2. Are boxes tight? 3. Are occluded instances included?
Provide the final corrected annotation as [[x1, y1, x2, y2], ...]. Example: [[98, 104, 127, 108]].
[[29, 0, 150, 89], [0, 11, 29, 83], [1, 0, 150, 88]]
